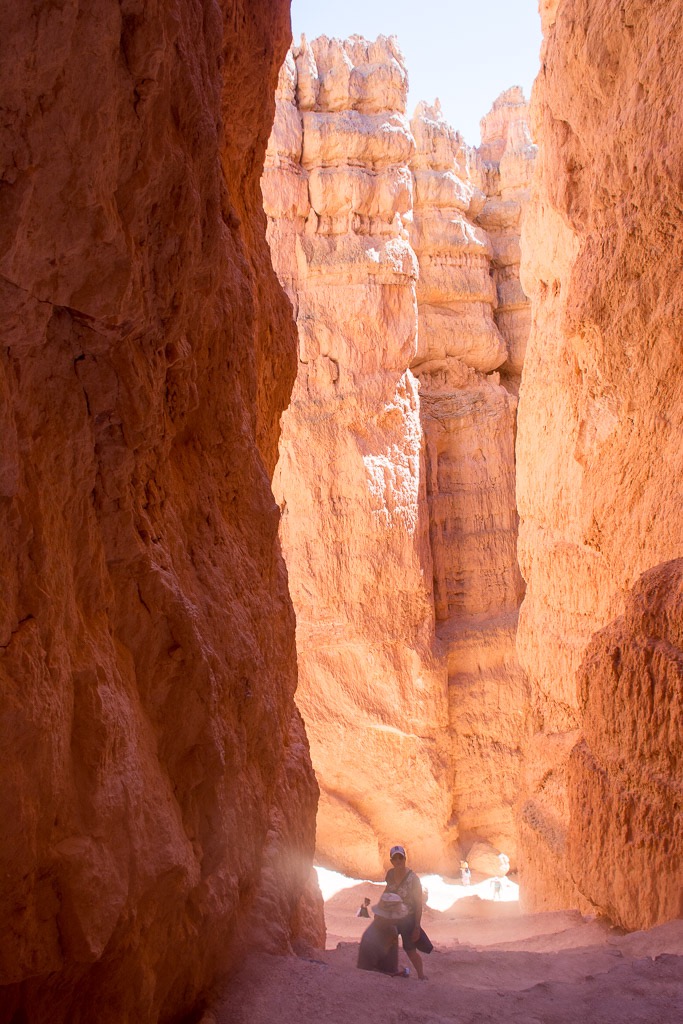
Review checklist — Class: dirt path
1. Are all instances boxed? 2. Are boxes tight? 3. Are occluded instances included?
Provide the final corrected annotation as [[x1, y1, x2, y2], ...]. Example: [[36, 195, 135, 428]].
[[214, 883, 683, 1024]]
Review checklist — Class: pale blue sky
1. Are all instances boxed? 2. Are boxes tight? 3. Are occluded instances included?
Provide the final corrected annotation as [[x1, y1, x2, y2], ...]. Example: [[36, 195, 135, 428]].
[[290, 0, 542, 145]]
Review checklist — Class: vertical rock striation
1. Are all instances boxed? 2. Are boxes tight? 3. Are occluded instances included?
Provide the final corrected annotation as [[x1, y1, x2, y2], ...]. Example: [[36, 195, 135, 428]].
[[567, 559, 683, 930], [409, 100, 531, 864], [476, 87, 537, 384], [517, 0, 683, 926], [267, 36, 453, 879], [0, 2, 319, 1021], [265, 35, 536, 877]]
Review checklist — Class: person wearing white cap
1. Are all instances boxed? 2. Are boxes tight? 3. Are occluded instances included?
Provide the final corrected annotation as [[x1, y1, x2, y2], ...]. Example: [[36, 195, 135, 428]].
[[384, 845, 430, 980], [356, 893, 410, 975]]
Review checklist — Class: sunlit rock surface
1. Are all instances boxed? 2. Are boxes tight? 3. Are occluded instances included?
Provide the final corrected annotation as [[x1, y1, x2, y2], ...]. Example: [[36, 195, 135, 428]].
[[410, 101, 505, 375], [409, 100, 530, 866], [265, 35, 535, 878], [267, 35, 453, 880], [0, 1, 319, 1020], [517, 0, 683, 928], [476, 87, 537, 382]]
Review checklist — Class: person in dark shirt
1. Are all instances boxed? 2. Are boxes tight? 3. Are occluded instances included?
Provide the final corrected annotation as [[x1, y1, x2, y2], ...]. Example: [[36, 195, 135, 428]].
[[357, 893, 409, 975], [384, 844, 431, 980], [357, 897, 371, 918]]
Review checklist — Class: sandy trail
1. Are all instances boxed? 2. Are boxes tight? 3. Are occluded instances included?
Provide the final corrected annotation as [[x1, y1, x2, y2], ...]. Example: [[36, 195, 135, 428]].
[[215, 882, 683, 1024]]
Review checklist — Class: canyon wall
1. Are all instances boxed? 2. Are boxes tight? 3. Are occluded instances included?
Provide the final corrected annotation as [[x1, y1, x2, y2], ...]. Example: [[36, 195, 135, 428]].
[[265, 36, 453, 879], [0, 2, 319, 1022], [476, 88, 536, 384], [410, 94, 533, 864], [265, 37, 535, 877], [517, 0, 683, 928]]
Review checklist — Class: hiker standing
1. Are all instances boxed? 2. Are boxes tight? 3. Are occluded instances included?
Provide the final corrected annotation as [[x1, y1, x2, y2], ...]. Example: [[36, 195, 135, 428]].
[[383, 845, 431, 980]]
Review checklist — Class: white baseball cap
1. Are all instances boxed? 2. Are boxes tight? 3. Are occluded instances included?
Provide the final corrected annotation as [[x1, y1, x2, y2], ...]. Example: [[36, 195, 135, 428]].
[[372, 893, 409, 918]]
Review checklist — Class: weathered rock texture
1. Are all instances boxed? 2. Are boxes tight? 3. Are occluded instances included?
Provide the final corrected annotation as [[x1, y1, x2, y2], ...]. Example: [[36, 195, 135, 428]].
[[567, 560, 683, 929], [476, 87, 537, 383], [0, 2, 319, 1021], [264, 36, 536, 878], [409, 99, 532, 866], [266, 36, 453, 880], [517, 0, 683, 928]]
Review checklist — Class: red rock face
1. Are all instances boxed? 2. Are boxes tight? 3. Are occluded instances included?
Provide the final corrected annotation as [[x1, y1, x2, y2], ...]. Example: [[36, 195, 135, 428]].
[[0, 1, 318, 1020], [567, 560, 683, 930], [517, 0, 683, 926]]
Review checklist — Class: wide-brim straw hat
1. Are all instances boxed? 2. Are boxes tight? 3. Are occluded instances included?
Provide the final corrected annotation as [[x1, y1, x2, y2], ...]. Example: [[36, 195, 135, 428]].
[[372, 893, 409, 919]]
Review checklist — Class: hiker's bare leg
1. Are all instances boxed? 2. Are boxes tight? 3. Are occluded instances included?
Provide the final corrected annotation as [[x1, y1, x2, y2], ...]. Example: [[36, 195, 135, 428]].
[[406, 948, 425, 980]]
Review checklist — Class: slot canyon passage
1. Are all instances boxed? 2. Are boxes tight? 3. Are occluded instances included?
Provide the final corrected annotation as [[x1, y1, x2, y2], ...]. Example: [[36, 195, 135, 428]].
[[0, 1, 682, 1023]]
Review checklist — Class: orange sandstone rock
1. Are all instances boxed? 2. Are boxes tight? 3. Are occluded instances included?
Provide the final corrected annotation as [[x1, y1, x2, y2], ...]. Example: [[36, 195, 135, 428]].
[[567, 560, 683, 930], [476, 87, 537, 381], [265, 36, 536, 878], [410, 99, 531, 867], [517, 0, 683, 925], [410, 101, 504, 375], [269, 36, 453, 879], [0, 1, 318, 1020]]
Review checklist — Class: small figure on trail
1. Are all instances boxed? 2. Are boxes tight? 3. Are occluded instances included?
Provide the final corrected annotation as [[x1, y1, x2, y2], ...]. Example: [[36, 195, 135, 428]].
[[460, 861, 471, 886], [357, 897, 371, 918], [492, 876, 502, 900], [357, 893, 409, 975], [384, 845, 432, 980]]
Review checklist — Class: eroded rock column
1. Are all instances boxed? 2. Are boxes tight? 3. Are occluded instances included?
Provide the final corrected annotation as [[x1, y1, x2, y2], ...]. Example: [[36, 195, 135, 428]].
[[477, 87, 537, 384], [409, 100, 532, 863], [266, 35, 538, 877], [0, 2, 319, 1019], [267, 37, 453, 878]]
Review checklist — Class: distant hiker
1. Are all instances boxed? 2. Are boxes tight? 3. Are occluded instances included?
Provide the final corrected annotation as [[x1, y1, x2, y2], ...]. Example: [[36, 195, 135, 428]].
[[357, 894, 408, 975], [357, 897, 371, 918], [461, 861, 471, 886], [384, 845, 432, 980], [492, 877, 502, 900]]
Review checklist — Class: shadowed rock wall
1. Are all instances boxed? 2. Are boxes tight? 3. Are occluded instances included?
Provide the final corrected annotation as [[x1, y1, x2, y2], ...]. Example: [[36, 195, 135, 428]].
[[567, 560, 683, 929], [0, 1, 319, 1021], [517, 0, 683, 927]]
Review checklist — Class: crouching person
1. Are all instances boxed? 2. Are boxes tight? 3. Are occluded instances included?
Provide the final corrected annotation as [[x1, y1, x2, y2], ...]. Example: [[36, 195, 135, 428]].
[[357, 893, 410, 976]]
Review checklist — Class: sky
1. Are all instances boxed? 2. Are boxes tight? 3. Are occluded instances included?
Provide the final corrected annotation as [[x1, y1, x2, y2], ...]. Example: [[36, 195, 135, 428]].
[[290, 0, 542, 146]]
